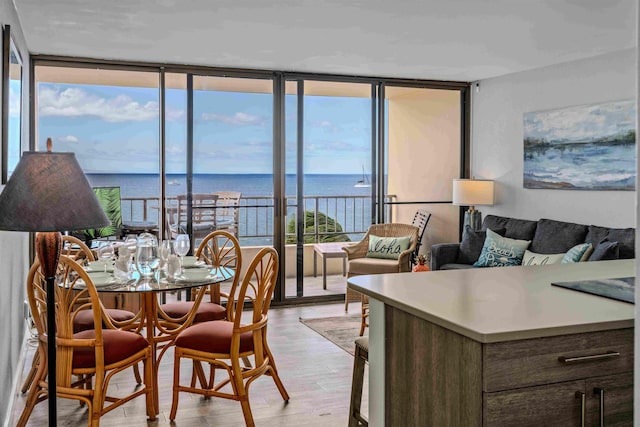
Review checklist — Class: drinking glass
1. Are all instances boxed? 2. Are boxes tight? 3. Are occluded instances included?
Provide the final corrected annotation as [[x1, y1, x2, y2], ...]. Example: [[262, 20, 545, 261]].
[[160, 240, 180, 280], [135, 233, 160, 277], [175, 234, 191, 272], [98, 243, 114, 272]]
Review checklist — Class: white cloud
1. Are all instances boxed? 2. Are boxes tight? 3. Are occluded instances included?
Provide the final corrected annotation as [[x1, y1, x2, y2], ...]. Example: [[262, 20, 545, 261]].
[[58, 135, 79, 143], [201, 111, 265, 126], [38, 86, 159, 122]]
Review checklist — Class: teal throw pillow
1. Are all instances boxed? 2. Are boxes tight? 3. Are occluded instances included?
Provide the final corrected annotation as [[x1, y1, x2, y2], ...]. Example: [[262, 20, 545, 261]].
[[473, 229, 531, 268], [561, 243, 593, 263], [366, 235, 411, 260]]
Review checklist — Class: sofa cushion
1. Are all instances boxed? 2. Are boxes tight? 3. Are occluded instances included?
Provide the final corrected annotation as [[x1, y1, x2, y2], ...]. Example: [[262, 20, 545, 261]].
[[482, 215, 537, 241], [588, 240, 620, 261], [456, 226, 506, 265], [529, 219, 588, 254], [473, 229, 531, 268], [561, 243, 593, 263], [585, 225, 635, 259]]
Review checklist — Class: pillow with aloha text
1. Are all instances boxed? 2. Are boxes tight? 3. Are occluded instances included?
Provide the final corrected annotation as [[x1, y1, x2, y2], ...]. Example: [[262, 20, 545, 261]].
[[366, 235, 412, 260]]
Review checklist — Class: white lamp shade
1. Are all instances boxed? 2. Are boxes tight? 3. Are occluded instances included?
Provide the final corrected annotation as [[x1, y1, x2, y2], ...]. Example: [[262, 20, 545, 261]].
[[452, 179, 494, 206]]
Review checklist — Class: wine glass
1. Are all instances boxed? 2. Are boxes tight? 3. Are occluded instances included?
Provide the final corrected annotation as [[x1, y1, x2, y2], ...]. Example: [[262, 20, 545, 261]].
[[160, 240, 180, 280], [175, 234, 191, 273], [98, 243, 114, 273]]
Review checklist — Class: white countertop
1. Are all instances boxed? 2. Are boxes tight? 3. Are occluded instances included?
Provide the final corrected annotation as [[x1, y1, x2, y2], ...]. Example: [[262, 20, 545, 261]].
[[348, 259, 635, 343]]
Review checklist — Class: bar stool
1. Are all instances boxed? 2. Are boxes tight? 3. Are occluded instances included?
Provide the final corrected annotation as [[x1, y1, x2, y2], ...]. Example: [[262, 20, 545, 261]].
[[349, 336, 369, 426]]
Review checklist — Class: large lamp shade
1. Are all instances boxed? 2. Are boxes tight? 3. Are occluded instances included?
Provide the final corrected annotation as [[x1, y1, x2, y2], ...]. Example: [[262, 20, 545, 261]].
[[452, 179, 495, 207], [0, 149, 109, 427], [452, 179, 495, 231], [0, 151, 109, 231]]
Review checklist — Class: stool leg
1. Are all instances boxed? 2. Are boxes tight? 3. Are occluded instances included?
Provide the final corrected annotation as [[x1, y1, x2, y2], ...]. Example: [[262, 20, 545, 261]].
[[349, 345, 368, 426]]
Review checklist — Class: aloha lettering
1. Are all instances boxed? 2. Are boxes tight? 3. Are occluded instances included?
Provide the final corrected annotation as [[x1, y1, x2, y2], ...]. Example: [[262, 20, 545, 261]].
[[371, 238, 402, 255]]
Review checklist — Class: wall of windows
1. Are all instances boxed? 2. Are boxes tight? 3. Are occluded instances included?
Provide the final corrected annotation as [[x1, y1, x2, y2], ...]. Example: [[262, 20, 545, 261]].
[[33, 59, 469, 304]]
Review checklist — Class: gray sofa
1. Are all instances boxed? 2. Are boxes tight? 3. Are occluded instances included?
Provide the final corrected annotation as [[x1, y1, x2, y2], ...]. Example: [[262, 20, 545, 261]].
[[430, 214, 635, 271]]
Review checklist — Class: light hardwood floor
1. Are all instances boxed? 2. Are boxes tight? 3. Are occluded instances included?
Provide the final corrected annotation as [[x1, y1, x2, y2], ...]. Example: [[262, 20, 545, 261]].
[[10, 276, 368, 427]]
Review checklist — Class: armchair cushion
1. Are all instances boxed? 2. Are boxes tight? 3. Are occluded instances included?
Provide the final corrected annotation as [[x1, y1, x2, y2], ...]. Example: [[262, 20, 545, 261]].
[[366, 235, 412, 260], [473, 229, 531, 268], [348, 257, 406, 276]]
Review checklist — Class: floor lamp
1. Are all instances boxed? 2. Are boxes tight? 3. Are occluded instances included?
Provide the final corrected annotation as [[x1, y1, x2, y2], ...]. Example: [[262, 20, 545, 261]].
[[0, 143, 109, 427]]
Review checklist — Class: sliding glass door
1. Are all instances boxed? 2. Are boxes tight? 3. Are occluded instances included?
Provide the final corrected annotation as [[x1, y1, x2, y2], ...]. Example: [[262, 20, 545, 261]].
[[33, 60, 468, 305], [284, 79, 374, 299]]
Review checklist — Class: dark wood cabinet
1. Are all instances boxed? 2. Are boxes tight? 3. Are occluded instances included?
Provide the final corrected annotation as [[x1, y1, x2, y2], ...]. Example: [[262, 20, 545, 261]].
[[385, 306, 633, 426]]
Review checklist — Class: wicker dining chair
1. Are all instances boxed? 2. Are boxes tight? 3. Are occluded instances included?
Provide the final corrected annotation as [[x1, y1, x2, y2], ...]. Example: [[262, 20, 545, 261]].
[[169, 247, 289, 426], [344, 223, 419, 336], [158, 230, 242, 325], [17, 256, 154, 427], [20, 236, 142, 395]]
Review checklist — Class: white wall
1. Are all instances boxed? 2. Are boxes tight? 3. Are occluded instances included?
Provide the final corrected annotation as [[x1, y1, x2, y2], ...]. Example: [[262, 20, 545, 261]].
[[0, 0, 30, 424], [471, 49, 636, 228]]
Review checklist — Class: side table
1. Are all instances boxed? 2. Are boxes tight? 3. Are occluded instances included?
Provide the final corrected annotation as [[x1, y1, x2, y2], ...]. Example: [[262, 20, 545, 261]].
[[313, 242, 348, 289]]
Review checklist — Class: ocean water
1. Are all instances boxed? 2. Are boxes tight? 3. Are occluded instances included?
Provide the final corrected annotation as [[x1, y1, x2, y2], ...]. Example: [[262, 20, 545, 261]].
[[523, 142, 636, 190], [86, 173, 375, 243], [86, 173, 373, 199]]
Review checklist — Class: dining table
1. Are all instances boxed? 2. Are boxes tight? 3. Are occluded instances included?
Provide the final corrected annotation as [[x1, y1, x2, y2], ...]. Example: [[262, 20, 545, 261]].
[[83, 256, 234, 417]]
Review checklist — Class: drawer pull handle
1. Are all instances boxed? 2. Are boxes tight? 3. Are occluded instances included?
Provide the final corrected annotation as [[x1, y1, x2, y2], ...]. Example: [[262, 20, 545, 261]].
[[558, 351, 620, 364], [575, 391, 585, 427], [594, 387, 604, 427]]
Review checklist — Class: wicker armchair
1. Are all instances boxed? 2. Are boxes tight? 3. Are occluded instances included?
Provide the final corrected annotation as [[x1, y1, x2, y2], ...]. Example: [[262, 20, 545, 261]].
[[344, 223, 419, 335]]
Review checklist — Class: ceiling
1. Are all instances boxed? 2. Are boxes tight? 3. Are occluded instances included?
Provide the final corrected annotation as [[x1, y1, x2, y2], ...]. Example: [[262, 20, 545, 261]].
[[13, 0, 638, 82]]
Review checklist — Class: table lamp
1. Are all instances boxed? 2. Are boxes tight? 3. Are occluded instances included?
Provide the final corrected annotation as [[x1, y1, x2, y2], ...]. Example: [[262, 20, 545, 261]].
[[0, 139, 109, 426], [452, 178, 494, 231]]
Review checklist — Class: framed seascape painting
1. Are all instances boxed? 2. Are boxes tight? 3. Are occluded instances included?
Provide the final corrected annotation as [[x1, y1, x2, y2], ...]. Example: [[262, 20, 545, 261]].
[[523, 100, 636, 190]]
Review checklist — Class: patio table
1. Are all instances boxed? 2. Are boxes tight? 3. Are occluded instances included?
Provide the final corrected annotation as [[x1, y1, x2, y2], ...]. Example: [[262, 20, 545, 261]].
[[86, 259, 234, 417]]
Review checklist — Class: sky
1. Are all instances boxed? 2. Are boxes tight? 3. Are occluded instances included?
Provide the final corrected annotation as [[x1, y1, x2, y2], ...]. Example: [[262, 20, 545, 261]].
[[523, 99, 636, 143], [35, 82, 373, 175]]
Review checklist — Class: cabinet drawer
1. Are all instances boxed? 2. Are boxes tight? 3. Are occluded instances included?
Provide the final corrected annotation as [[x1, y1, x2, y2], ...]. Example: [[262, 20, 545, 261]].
[[484, 380, 584, 427], [483, 328, 633, 392]]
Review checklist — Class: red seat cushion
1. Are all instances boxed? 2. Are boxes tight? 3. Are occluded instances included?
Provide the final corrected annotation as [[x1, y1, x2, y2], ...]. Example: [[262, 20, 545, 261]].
[[175, 321, 253, 354], [73, 309, 136, 333], [160, 302, 226, 323], [72, 329, 148, 369]]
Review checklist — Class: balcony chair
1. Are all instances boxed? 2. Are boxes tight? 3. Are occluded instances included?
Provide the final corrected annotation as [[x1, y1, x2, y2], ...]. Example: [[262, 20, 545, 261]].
[[211, 191, 242, 237], [171, 193, 219, 242], [411, 209, 432, 266], [20, 236, 142, 395], [344, 223, 419, 336], [169, 247, 289, 426], [18, 256, 154, 427]]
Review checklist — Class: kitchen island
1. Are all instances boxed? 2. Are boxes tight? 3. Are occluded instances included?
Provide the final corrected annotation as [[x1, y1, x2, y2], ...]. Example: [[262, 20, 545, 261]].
[[348, 259, 634, 426]]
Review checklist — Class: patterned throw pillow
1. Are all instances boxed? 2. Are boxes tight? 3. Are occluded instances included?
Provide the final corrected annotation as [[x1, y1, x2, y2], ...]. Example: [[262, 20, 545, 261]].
[[366, 235, 412, 260], [473, 229, 531, 268], [522, 250, 564, 266], [560, 243, 593, 263]]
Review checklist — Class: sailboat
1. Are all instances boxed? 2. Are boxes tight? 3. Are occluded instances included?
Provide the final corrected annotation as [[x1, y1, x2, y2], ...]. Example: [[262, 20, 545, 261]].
[[354, 166, 371, 188]]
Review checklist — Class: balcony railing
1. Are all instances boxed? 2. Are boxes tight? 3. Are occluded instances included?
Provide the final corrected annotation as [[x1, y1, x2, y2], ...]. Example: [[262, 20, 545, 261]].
[[121, 195, 395, 244]]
